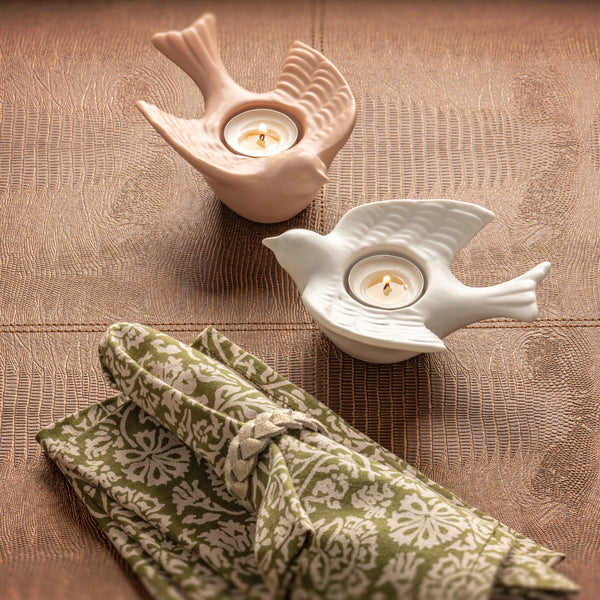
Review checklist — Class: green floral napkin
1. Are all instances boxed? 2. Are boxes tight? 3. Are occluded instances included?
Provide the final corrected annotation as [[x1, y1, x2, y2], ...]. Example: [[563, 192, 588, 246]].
[[37, 323, 577, 600]]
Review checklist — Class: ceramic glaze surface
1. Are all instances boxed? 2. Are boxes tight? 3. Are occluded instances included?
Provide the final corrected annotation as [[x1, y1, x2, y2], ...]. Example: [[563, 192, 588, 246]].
[[263, 199, 550, 363], [137, 13, 356, 223]]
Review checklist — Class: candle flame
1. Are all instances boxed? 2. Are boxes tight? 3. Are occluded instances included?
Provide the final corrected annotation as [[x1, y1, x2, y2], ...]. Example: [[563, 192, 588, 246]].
[[256, 123, 268, 148], [382, 274, 392, 296]]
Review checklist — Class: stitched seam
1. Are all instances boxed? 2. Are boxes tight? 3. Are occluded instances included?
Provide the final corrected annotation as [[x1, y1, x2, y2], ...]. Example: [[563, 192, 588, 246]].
[[0, 319, 599, 334]]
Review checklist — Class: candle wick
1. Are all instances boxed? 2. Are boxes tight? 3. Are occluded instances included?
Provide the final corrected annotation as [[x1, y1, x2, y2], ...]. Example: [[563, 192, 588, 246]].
[[257, 132, 266, 148]]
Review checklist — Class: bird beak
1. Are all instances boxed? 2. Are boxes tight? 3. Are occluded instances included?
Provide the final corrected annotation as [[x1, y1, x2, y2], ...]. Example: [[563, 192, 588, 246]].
[[317, 163, 329, 184], [262, 236, 279, 253]]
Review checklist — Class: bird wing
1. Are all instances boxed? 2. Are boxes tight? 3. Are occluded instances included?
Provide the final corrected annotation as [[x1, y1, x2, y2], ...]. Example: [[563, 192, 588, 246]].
[[137, 101, 264, 179], [328, 199, 495, 267], [271, 42, 356, 162], [303, 281, 446, 353]]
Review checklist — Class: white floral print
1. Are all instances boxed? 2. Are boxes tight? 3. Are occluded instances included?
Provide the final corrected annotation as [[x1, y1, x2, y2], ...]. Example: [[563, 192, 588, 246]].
[[115, 428, 190, 486], [35, 324, 578, 600], [388, 492, 466, 549]]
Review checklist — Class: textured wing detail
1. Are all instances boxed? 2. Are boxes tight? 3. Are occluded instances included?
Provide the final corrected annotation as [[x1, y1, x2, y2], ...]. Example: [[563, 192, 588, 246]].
[[304, 284, 445, 353], [329, 199, 495, 267], [137, 101, 261, 178], [273, 42, 356, 162]]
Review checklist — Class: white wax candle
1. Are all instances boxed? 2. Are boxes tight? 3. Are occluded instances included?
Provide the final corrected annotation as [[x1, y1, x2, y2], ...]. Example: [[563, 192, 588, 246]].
[[224, 108, 298, 157], [347, 254, 425, 309]]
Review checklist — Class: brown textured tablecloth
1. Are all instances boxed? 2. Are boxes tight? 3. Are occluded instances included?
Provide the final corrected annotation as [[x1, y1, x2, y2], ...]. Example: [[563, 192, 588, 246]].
[[0, 1, 599, 598]]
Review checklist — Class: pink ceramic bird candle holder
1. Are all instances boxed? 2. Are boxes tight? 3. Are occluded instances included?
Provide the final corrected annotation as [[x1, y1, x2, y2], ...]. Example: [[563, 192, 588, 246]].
[[263, 199, 550, 363], [137, 13, 356, 223]]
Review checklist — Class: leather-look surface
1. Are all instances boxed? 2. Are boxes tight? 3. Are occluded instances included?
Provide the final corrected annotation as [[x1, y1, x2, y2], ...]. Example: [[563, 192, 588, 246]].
[[1, 1, 599, 598]]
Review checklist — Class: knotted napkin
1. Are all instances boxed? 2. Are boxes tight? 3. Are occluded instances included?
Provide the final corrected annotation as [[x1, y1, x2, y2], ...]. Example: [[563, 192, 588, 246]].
[[37, 323, 578, 600]]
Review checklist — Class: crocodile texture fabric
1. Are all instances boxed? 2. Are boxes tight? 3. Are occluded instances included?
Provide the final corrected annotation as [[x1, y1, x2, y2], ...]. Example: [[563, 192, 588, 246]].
[[1, 1, 600, 599]]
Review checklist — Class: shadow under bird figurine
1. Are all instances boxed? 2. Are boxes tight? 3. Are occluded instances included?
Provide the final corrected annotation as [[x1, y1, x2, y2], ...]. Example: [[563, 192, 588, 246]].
[[263, 199, 551, 363], [137, 13, 356, 223]]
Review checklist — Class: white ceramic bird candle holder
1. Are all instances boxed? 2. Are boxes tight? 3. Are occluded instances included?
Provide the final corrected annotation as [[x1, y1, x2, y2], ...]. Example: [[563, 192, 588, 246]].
[[137, 13, 356, 223], [263, 199, 551, 363]]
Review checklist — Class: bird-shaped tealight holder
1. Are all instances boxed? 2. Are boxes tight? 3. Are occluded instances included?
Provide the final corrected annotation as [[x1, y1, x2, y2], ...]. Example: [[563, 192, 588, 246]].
[[137, 13, 356, 223], [263, 199, 551, 363]]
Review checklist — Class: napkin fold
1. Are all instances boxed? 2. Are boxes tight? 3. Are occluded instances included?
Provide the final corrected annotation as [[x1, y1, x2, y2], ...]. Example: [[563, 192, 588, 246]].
[[37, 323, 578, 600]]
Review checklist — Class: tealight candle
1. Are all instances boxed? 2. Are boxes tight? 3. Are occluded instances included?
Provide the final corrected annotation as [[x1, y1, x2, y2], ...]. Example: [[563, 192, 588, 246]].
[[224, 108, 298, 157], [347, 254, 425, 310]]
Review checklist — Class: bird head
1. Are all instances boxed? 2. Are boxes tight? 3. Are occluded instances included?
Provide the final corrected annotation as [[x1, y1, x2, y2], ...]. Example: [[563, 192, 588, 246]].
[[272, 151, 329, 197], [263, 229, 326, 293]]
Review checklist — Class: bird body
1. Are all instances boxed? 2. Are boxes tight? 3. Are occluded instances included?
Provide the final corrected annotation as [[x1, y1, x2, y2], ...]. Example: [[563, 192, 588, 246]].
[[137, 13, 356, 223], [263, 199, 550, 363]]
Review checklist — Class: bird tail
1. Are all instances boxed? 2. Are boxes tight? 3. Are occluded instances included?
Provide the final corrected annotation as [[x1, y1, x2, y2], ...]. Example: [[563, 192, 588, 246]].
[[151, 13, 239, 108], [484, 261, 551, 322]]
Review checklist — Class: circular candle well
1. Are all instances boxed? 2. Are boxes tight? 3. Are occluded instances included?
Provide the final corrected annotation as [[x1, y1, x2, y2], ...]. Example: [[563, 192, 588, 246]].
[[224, 108, 299, 157], [346, 254, 425, 310]]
